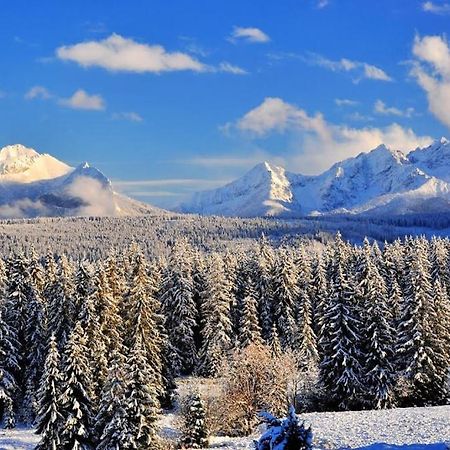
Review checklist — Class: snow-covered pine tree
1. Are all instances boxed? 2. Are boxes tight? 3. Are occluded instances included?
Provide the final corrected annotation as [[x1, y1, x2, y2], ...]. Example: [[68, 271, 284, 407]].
[[3, 251, 34, 422], [100, 335, 161, 449], [35, 334, 63, 450], [237, 260, 263, 348], [357, 243, 396, 409], [160, 239, 197, 375], [396, 238, 439, 405], [123, 246, 164, 398], [179, 392, 209, 449], [0, 304, 19, 428], [94, 350, 126, 449], [92, 264, 123, 357], [60, 321, 95, 449], [46, 255, 76, 351], [310, 254, 328, 351], [23, 285, 47, 424], [256, 234, 275, 343], [197, 252, 233, 377], [256, 407, 312, 450], [269, 323, 282, 357], [295, 285, 318, 371], [272, 249, 299, 351], [319, 257, 363, 410], [426, 278, 450, 404]]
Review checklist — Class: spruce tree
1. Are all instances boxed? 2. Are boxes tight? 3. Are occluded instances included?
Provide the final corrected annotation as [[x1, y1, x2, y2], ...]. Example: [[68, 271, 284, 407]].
[[180, 393, 209, 449], [319, 259, 363, 410], [358, 245, 396, 409], [60, 322, 95, 450], [35, 335, 63, 450], [160, 240, 197, 375], [0, 305, 19, 428], [197, 253, 232, 377], [272, 250, 299, 350]]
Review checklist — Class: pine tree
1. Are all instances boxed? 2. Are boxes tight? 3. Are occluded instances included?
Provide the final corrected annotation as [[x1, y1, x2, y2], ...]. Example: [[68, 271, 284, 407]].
[[397, 239, 438, 405], [319, 259, 363, 410], [272, 250, 299, 350], [60, 322, 95, 450], [23, 286, 47, 423], [124, 247, 164, 398], [47, 255, 76, 351], [161, 240, 197, 375], [179, 392, 209, 449], [237, 263, 262, 348], [99, 336, 161, 449], [256, 234, 275, 343], [295, 286, 318, 371], [0, 305, 19, 428], [35, 335, 63, 450], [197, 253, 233, 377], [94, 350, 126, 449], [357, 244, 396, 409], [310, 255, 328, 350]]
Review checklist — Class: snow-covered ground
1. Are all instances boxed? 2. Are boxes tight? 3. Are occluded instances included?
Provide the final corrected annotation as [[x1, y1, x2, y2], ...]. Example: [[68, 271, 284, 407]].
[[4, 405, 449, 450]]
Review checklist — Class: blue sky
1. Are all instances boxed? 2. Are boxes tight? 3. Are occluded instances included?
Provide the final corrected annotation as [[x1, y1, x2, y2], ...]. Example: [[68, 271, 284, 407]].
[[1, 0, 450, 207]]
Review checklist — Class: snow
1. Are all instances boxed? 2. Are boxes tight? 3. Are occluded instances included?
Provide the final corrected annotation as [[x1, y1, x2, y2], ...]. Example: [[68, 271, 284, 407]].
[[181, 138, 450, 218], [0, 144, 162, 218], [6, 405, 448, 449]]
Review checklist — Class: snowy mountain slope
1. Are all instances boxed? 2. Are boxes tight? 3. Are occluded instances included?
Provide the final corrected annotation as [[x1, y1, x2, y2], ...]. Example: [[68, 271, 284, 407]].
[[0, 144, 162, 218], [181, 138, 450, 217]]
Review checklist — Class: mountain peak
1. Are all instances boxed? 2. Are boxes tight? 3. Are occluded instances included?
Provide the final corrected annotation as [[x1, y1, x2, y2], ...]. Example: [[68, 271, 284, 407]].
[[0, 144, 41, 175]]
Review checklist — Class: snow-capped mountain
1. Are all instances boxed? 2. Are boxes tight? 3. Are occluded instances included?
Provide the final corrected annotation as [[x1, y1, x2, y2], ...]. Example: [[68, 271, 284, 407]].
[[180, 138, 450, 217], [0, 144, 161, 218]]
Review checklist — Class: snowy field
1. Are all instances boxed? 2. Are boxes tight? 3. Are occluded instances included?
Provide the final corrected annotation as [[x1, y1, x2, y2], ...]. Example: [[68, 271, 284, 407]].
[[2, 405, 449, 450]]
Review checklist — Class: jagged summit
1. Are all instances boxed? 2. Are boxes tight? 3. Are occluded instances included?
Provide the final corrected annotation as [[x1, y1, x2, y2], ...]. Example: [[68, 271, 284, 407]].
[[0, 143, 161, 218], [181, 139, 450, 217]]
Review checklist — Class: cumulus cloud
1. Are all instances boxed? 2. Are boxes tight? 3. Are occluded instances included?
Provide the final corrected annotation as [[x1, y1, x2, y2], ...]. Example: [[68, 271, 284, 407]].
[[422, 1, 450, 14], [59, 89, 105, 110], [374, 100, 415, 117], [224, 97, 432, 173], [56, 33, 208, 73], [411, 34, 450, 129], [229, 26, 270, 44], [25, 86, 52, 100], [306, 53, 392, 82]]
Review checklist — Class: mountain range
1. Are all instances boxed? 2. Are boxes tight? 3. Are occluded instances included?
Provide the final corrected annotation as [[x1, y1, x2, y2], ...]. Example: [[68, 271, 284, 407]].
[[180, 137, 450, 217], [0, 144, 160, 218]]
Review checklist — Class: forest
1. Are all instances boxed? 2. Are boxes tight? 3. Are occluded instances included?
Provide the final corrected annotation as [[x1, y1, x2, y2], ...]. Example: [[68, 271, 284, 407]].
[[0, 230, 449, 449]]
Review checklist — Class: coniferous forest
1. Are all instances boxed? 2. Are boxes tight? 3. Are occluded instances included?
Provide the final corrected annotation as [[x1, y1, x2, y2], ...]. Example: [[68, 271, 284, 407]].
[[0, 230, 449, 449]]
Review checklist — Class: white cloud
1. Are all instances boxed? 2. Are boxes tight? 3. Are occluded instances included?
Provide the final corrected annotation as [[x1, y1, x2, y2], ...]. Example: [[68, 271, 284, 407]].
[[317, 0, 329, 8], [225, 97, 432, 173], [56, 33, 207, 73], [422, 1, 450, 14], [218, 62, 248, 75], [59, 89, 105, 111], [112, 111, 143, 122], [229, 26, 270, 44], [411, 34, 450, 129], [25, 86, 52, 100], [67, 176, 115, 216], [335, 98, 359, 106], [374, 100, 415, 117], [307, 53, 392, 82]]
